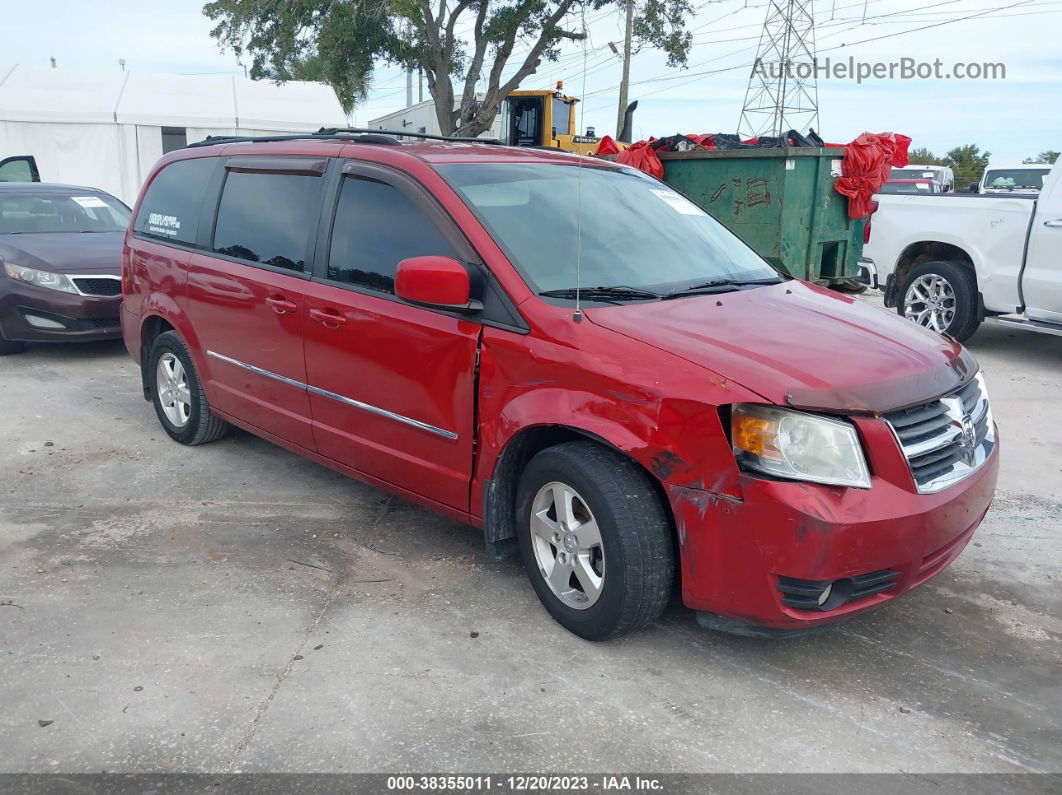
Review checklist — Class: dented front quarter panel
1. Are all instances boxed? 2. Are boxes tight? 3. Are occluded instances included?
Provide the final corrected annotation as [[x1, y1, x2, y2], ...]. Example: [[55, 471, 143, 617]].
[[472, 300, 767, 517]]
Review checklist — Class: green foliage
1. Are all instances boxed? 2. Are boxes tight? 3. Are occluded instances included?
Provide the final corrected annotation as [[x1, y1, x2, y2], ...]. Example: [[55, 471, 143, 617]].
[[1023, 151, 1059, 165], [906, 147, 941, 166], [942, 144, 992, 186], [203, 0, 694, 136]]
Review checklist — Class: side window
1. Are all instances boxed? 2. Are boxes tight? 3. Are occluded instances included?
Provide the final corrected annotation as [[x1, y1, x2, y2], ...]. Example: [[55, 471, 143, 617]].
[[134, 157, 215, 245], [327, 176, 458, 294], [212, 171, 322, 273]]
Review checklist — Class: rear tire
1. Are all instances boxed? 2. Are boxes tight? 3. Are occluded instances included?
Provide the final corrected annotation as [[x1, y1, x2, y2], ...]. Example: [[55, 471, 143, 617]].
[[148, 331, 229, 446], [897, 260, 980, 341], [516, 441, 675, 640]]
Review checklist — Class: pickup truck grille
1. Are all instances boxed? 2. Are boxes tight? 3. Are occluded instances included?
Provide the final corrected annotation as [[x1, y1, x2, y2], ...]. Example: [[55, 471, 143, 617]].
[[883, 375, 994, 494]]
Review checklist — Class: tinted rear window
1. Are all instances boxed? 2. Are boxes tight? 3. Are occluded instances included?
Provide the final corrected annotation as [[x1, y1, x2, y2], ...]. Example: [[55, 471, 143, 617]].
[[212, 171, 322, 273], [134, 157, 216, 245]]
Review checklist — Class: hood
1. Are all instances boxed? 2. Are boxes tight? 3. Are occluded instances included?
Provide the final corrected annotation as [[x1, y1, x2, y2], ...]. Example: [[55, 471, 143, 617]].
[[586, 280, 977, 414], [0, 232, 124, 275]]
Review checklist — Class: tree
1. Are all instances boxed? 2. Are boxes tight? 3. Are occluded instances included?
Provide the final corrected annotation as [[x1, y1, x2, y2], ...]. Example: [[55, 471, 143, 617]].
[[906, 147, 941, 165], [204, 0, 694, 137], [1023, 150, 1059, 165], [943, 144, 991, 186]]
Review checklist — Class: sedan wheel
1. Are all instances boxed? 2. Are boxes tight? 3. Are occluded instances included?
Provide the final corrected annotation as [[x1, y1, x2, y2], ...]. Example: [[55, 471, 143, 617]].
[[529, 480, 606, 610], [903, 273, 956, 333], [156, 351, 192, 428]]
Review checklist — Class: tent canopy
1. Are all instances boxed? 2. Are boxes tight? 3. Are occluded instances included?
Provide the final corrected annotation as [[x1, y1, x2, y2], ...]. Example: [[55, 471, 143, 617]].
[[0, 65, 345, 131]]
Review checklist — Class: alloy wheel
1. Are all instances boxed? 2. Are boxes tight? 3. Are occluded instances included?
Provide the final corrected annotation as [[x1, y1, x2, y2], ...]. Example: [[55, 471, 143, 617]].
[[156, 352, 191, 428], [529, 481, 605, 610], [904, 273, 956, 333]]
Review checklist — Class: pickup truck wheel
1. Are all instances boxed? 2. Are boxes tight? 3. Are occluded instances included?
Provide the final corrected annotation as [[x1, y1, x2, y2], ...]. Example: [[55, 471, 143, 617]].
[[898, 261, 980, 341], [148, 331, 230, 446], [516, 441, 675, 640]]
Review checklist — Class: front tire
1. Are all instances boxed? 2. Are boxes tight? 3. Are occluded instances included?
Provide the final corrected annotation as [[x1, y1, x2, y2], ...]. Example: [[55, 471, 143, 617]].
[[148, 331, 229, 446], [516, 441, 675, 640], [898, 261, 980, 341]]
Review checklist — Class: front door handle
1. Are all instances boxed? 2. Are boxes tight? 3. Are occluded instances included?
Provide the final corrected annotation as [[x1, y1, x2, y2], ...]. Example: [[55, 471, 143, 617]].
[[308, 307, 348, 328], [1044, 218, 1062, 228], [265, 295, 297, 314]]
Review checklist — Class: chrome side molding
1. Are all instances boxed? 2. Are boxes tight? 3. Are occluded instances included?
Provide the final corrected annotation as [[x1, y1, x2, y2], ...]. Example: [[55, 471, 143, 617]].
[[206, 350, 458, 441]]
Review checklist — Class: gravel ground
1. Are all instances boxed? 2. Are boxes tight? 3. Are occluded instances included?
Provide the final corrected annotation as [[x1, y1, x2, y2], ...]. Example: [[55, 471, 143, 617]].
[[0, 298, 1059, 775]]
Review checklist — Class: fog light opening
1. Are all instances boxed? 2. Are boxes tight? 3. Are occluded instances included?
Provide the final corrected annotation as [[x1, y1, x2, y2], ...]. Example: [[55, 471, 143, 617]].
[[24, 314, 67, 330], [817, 582, 833, 606]]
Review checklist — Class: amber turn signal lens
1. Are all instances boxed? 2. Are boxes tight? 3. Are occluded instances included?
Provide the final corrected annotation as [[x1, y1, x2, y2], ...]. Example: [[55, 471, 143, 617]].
[[732, 411, 783, 461]]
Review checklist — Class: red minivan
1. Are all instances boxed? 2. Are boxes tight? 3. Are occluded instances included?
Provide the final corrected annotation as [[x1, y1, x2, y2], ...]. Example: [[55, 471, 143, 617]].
[[121, 132, 998, 640]]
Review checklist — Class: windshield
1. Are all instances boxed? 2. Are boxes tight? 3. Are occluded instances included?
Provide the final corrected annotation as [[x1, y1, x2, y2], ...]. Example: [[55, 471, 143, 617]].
[[879, 181, 939, 194], [891, 167, 943, 181], [436, 163, 777, 296], [982, 169, 1049, 190], [0, 191, 130, 234]]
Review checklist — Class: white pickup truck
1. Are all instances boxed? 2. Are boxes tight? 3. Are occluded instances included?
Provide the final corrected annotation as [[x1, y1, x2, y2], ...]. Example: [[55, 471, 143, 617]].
[[860, 158, 1062, 340]]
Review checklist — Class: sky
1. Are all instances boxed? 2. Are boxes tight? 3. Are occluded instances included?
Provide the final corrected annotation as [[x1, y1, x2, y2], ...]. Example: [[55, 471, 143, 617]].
[[2, 0, 1060, 163]]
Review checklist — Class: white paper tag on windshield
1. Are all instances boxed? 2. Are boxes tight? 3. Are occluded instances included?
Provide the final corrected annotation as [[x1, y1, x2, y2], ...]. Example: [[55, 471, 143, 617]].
[[650, 189, 702, 215], [922, 172, 935, 178], [72, 196, 108, 209]]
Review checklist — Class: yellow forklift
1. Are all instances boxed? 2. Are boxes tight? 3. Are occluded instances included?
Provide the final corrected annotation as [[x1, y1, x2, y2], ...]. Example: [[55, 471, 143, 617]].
[[499, 83, 635, 153]]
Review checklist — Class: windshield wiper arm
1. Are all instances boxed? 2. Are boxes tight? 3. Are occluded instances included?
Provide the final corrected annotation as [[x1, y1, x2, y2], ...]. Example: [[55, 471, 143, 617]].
[[539, 285, 663, 302], [662, 276, 783, 299]]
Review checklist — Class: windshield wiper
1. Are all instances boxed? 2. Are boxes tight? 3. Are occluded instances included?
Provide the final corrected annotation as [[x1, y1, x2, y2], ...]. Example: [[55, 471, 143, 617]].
[[662, 276, 783, 299], [539, 285, 663, 303]]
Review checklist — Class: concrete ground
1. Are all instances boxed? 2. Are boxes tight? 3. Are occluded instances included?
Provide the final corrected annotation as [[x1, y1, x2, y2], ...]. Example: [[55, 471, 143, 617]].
[[0, 303, 1059, 774]]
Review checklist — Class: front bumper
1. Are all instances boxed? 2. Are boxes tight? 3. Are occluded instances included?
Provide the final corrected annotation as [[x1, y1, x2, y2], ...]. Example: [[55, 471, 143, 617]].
[[856, 257, 878, 289], [668, 422, 999, 631], [0, 280, 121, 343]]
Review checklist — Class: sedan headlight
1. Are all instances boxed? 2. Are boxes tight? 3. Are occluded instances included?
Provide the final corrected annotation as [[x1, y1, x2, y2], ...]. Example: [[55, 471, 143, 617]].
[[3, 262, 78, 294], [731, 404, 871, 489]]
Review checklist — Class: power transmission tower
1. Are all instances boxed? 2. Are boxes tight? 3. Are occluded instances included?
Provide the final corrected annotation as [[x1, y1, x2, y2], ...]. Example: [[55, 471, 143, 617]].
[[738, 0, 819, 137]]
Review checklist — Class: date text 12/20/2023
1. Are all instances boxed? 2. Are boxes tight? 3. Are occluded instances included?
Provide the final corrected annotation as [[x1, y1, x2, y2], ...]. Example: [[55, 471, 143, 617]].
[[386, 775, 665, 791]]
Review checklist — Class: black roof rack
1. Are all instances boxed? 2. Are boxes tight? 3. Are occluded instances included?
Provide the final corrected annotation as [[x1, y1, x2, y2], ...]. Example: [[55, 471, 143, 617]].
[[186, 127, 502, 149]]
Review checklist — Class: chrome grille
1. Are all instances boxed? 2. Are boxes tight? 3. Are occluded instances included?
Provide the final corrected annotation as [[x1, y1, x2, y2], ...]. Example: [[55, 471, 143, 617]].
[[883, 374, 994, 494]]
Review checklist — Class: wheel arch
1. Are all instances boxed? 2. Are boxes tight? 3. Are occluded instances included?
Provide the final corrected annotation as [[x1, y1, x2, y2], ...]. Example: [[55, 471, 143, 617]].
[[479, 423, 679, 574], [137, 295, 208, 400], [894, 242, 976, 295]]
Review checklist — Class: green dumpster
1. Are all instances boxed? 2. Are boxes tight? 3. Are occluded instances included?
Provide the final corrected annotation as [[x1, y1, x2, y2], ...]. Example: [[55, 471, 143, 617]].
[[657, 148, 864, 284]]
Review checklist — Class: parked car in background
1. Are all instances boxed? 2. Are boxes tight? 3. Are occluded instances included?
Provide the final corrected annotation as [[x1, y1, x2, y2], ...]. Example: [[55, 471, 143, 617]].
[[862, 158, 1062, 340], [0, 155, 40, 183], [890, 164, 955, 192], [878, 178, 942, 195], [0, 183, 128, 355], [977, 163, 1052, 195], [122, 133, 997, 640]]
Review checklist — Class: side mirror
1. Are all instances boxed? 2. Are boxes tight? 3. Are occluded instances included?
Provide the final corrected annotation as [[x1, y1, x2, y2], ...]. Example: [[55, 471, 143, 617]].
[[968, 182, 980, 193], [395, 256, 481, 312]]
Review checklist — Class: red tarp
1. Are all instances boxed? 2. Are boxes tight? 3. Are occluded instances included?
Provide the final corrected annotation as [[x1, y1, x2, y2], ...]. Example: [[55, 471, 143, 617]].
[[594, 135, 621, 155], [834, 132, 912, 219], [615, 140, 664, 180]]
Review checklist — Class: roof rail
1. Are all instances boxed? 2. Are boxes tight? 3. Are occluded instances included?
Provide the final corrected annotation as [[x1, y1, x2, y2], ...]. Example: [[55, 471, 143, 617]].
[[186, 128, 502, 149], [316, 127, 502, 145]]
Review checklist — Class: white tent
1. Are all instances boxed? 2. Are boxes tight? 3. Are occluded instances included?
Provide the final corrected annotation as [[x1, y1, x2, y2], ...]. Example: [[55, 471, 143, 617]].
[[0, 65, 347, 205]]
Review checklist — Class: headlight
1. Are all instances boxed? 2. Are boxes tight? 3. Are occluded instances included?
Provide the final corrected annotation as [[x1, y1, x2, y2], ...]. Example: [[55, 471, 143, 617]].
[[2, 262, 78, 294], [731, 404, 871, 489]]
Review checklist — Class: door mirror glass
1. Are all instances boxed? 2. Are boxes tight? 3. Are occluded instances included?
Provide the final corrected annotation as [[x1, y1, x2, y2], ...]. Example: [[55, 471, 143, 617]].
[[395, 256, 476, 310]]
